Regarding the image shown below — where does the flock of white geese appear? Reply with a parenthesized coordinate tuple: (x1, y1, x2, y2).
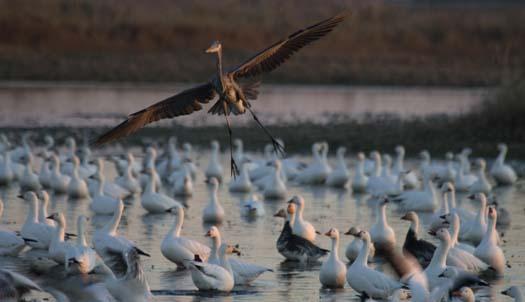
(0, 132, 522, 302)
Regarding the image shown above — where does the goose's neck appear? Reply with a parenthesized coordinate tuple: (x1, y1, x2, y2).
(38, 199, 49, 223)
(483, 216, 497, 245)
(374, 157, 382, 176)
(497, 148, 507, 165)
(77, 219, 88, 246)
(27, 200, 38, 223)
(429, 236, 450, 270)
(211, 235, 221, 260)
(330, 236, 340, 260)
(104, 205, 122, 235)
(54, 218, 66, 243)
(357, 160, 365, 175)
(410, 218, 420, 240)
(376, 204, 387, 227)
(442, 192, 450, 213)
(446, 191, 456, 210)
(219, 249, 233, 276)
(395, 151, 404, 171)
(476, 199, 487, 226)
(355, 238, 370, 266)
(450, 218, 460, 246)
(73, 163, 80, 179)
(145, 173, 155, 194)
(169, 214, 183, 238)
(97, 175, 105, 196)
(287, 211, 295, 226)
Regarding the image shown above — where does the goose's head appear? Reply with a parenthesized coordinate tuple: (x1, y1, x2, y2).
(400, 211, 417, 222)
(344, 226, 360, 236)
(445, 152, 454, 161)
(383, 154, 392, 166)
(438, 266, 459, 279)
(462, 148, 472, 156)
(78, 215, 89, 225)
(220, 243, 241, 256)
(21, 191, 38, 203)
(324, 228, 340, 239)
(452, 287, 475, 302)
(65, 137, 76, 149)
(183, 143, 192, 153)
(208, 177, 219, 188)
(146, 146, 157, 158)
(429, 227, 450, 242)
(44, 135, 54, 147)
(205, 226, 220, 239)
(233, 139, 242, 149)
(441, 182, 454, 193)
(473, 158, 486, 171)
(357, 152, 365, 161)
(273, 208, 286, 218)
(487, 206, 498, 222)
(419, 150, 430, 160)
(211, 140, 219, 150)
(467, 192, 487, 205)
(354, 230, 371, 242)
(395, 145, 405, 155)
(378, 196, 390, 206)
(166, 205, 183, 216)
(286, 203, 296, 215)
(287, 195, 304, 208)
(205, 41, 222, 54)
(336, 147, 346, 157)
(46, 212, 65, 224)
(37, 190, 50, 203)
(502, 286, 522, 299)
(370, 151, 380, 161)
(497, 143, 508, 152)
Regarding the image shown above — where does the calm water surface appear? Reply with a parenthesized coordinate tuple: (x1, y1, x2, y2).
(0, 154, 523, 302)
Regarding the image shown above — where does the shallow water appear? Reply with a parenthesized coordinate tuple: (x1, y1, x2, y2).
(0, 82, 485, 127)
(1, 154, 524, 301)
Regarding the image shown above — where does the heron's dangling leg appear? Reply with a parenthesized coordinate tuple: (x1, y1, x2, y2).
(247, 107, 285, 157)
(223, 105, 239, 178)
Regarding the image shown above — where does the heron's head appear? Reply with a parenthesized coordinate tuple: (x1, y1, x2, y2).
(206, 41, 222, 53)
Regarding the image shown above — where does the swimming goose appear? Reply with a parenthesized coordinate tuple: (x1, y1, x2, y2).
(297, 142, 331, 185)
(344, 227, 375, 262)
(20, 192, 54, 249)
(0, 199, 27, 256)
(424, 228, 452, 290)
(115, 153, 142, 194)
(455, 154, 477, 192)
(206, 226, 272, 284)
(161, 206, 210, 268)
(274, 206, 329, 262)
(20, 153, 41, 192)
(65, 215, 98, 274)
(351, 152, 369, 193)
(392, 177, 438, 212)
(393, 145, 418, 189)
(202, 178, 225, 223)
(89, 158, 130, 199)
(78, 146, 97, 179)
(444, 182, 476, 229)
(187, 243, 237, 292)
(319, 228, 347, 288)
(140, 147, 162, 192)
(370, 197, 396, 252)
(474, 206, 506, 276)
(502, 286, 523, 302)
(381, 154, 398, 184)
(93, 200, 150, 270)
(205, 140, 223, 183)
(50, 154, 70, 194)
(0, 150, 14, 185)
(459, 193, 488, 245)
(46, 212, 75, 265)
(401, 211, 435, 268)
(67, 156, 89, 199)
(0, 269, 42, 301)
(490, 143, 517, 186)
(326, 147, 350, 188)
(241, 194, 265, 217)
(141, 167, 182, 213)
(428, 183, 451, 233)
(229, 162, 253, 193)
(288, 195, 317, 242)
(469, 159, 492, 195)
(90, 172, 120, 215)
(37, 191, 55, 229)
(346, 230, 405, 299)
(263, 160, 287, 200)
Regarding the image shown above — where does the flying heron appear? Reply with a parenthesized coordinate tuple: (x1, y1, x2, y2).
(94, 11, 348, 176)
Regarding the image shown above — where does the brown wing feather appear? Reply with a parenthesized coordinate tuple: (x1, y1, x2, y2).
(93, 83, 216, 145)
(229, 11, 348, 79)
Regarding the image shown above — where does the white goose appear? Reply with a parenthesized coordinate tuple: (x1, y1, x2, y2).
(502, 286, 523, 301)
(0, 269, 42, 301)
(0, 199, 27, 256)
(442, 212, 476, 254)
(187, 243, 237, 292)
(89, 158, 130, 200)
(393, 177, 438, 212)
(297, 142, 331, 185)
(0, 150, 14, 185)
(20, 191, 54, 249)
(233, 139, 251, 167)
(206, 226, 272, 285)
(459, 193, 488, 245)
(262, 160, 287, 200)
(455, 154, 477, 192)
(453, 287, 476, 302)
(469, 159, 492, 195)
(141, 167, 182, 213)
(205, 140, 223, 183)
(370, 197, 396, 251)
(157, 137, 181, 179)
(38, 161, 52, 188)
(229, 162, 253, 193)
(366, 151, 397, 195)
(50, 154, 70, 194)
(474, 206, 506, 276)
(161, 206, 210, 268)
(319, 228, 347, 288)
(140, 147, 162, 192)
(67, 156, 89, 199)
(351, 152, 369, 193)
(65, 215, 98, 274)
(326, 147, 350, 188)
(115, 153, 142, 194)
(393, 145, 418, 189)
(37, 190, 55, 228)
(436, 152, 457, 183)
(490, 143, 517, 186)
(424, 228, 451, 290)
(381, 154, 398, 184)
(202, 178, 224, 223)
(346, 230, 405, 299)
(20, 153, 41, 192)
(46, 212, 75, 265)
(241, 194, 265, 217)
(173, 170, 193, 197)
(344, 227, 375, 262)
(288, 195, 317, 242)
(181, 143, 198, 180)
(90, 172, 120, 215)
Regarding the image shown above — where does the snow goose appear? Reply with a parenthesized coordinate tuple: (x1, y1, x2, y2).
(93, 200, 150, 269)
(424, 228, 452, 290)
(0, 199, 27, 256)
(346, 230, 405, 299)
(344, 227, 375, 262)
(401, 211, 435, 268)
(263, 160, 287, 200)
(436, 152, 457, 183)
(351, 152, 369, 193)
(393, 145, 418, 189)
(319, 228, 347, 288)
(20, 192, 54, 249)
(474, 206, 506, 276)
(115, 153, 142, 194)
(78, 146, 97, 179)
(205, 140, 223, 183)
(157, 137, 181, 179)
(393, 176, 438, 212)
(0, 150, 14, 185)
(206, 226, 272, 284)
(502, 286, 523, 301)
(65, 215, 98, 274)
(455, 154, 477, 192)
(202, 177, 224, 223)
(441, 213, 476, 254)
(181, 143, 198, 180)
(241, 194, 265, 217)
(46, 212, 75, 265)
(381, 154, 398, 184)
(366, 151, 399, 195)
(297, 142, 331, 185)
(140, 147, 162, 192)
(428, 183, 451, 232)
(90, 171, 120, 215)
(459, 193, 488, 245)
(0, 269, 42, 301)
(490, 143, 517, 186)
(67, 156, 89, 199)
(141, 167, 182, 213)
(161, 206, 210, 268)
(273, 205, 328, 262)
(187, 243, 237, 292)
(89, 158, 130, 199)
(469, 159, 492, 195)
(370, 197, 396, 252)
(173, 171, 193, 197)
(229, 162, 253, 193)
(50, 154, 70, 194)
(233, 139, 251, 167)
(20, 153, 41, 192)
(288, 195, 317, 242)
(445, 182, 476, 227)
(432, 266, 489, 301)
(326, 147, 350, 188)
(38, 160, 52, 188)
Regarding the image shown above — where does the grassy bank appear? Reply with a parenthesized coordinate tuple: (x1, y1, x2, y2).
(0, 0, 524, 85)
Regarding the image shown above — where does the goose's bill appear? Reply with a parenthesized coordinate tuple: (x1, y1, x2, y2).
(451, 291, 462, 297)
(428, 230, 437, 236)
(46, 215, 54, 219)
(232, 246, 241, 256)
(204, 230, 211, 237)
(324, 230, 331, 236)
(400, 214, 409, 220)
(501, 289, 510, 296)
(467, 194, 475, 200)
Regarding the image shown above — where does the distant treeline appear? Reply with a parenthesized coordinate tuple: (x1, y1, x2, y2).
(0, 0, 524, 85)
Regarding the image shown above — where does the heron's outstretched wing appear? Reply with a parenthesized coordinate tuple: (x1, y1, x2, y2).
(93, 83, 216, 145)
(229, 12, 348, 79)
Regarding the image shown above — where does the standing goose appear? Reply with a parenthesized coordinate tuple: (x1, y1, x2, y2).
(474, 206, 506, 276)
(141, 167, 182, 213)
(49, 154, 70, 194)
(116, 153, 142, 194)
(161, 206, 210, 268)
(20, 153, 41, 192)
(424, 228, 452, 290)
(202, 178, 225, 223)
(0, 199, 27, 256)
(140, 147, 162, 192)
(490, 143, 517, 186)
(262, 160, 287, 200)
(459, 193, 488, 245)
(93, 12, 348, 176)
(344, 227, 375, 262)
(229, 162, 253, 193)
(319, 228, 347, 288)
(370, 197, 396, 252)
(393, 145, 418, 189)
(288, 195, 317, 242)
(90, 171, 120, 215)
